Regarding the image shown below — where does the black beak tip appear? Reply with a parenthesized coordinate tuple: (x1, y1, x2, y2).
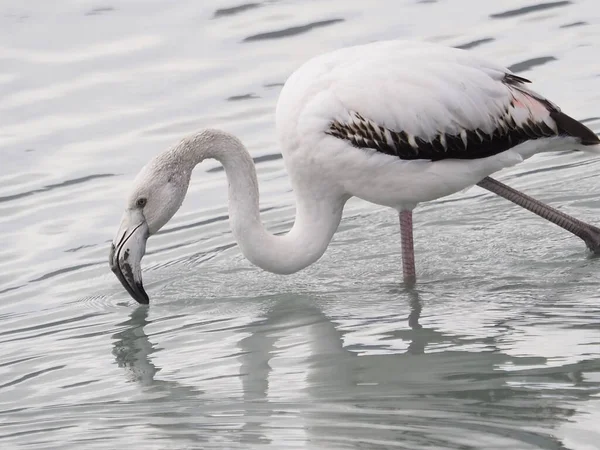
(135, 283, 150, 305)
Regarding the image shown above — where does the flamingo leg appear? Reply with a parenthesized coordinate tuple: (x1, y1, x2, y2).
(477, 176, 600, 253)
(400, 210, 416, 284)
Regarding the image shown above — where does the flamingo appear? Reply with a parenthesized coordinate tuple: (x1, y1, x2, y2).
(109, 40, 600, 304)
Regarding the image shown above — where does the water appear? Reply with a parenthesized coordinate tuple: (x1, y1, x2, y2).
(1, 0, 600, 448)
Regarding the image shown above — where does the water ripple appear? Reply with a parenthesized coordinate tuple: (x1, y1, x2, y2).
(490, 1, 573, 19)
(455, 37, 495, 50)
(243, 18, 345, 42)
(84, 6, 115, 16)
(508, 56, 558, 73)
(0, 174, 115, 204)
(214, 3, 262, 18)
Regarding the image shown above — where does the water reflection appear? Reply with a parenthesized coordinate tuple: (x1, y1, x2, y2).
(112, 307, 217, 446)
(110, 292, 599, 448)
(112, 306, 158, 385)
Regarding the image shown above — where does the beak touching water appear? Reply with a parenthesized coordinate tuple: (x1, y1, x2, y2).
(109, 209, 150, 304)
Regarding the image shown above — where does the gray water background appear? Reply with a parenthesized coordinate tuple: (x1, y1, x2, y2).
(1, 1, 600, 448)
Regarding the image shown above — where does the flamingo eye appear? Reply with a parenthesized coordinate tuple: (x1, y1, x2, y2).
(136, 198, 147, 208)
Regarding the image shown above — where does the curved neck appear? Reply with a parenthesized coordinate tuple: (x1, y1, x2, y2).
(179, 129, 345, 274)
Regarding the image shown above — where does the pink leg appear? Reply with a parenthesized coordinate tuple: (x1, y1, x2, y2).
(400, 210, 416, 284)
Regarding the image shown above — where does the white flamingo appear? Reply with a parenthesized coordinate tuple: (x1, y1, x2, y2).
(110, 40, 600, 304)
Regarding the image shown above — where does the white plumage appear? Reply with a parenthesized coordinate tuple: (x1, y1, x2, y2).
(110, 40, 600, 304)
(277, 40, 593, 208)
(280, 41, 546, 137)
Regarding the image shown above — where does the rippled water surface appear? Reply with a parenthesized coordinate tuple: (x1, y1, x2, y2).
(1, 1, 600, 448)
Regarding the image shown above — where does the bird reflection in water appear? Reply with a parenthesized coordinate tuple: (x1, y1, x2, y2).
(112, 306, 158, 385)
(109, 291, 585, 448)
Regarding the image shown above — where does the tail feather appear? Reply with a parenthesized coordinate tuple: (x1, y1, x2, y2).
(550, 111, 599, 145)
(506, 74, 599, 146)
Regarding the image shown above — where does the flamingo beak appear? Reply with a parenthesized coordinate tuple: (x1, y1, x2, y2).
(109, 210, 150, 304)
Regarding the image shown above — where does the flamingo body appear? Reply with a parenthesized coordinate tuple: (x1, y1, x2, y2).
(276, 40, 596, 210)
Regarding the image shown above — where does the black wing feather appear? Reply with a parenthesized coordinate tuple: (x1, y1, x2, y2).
(327, 74, 598, 161)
